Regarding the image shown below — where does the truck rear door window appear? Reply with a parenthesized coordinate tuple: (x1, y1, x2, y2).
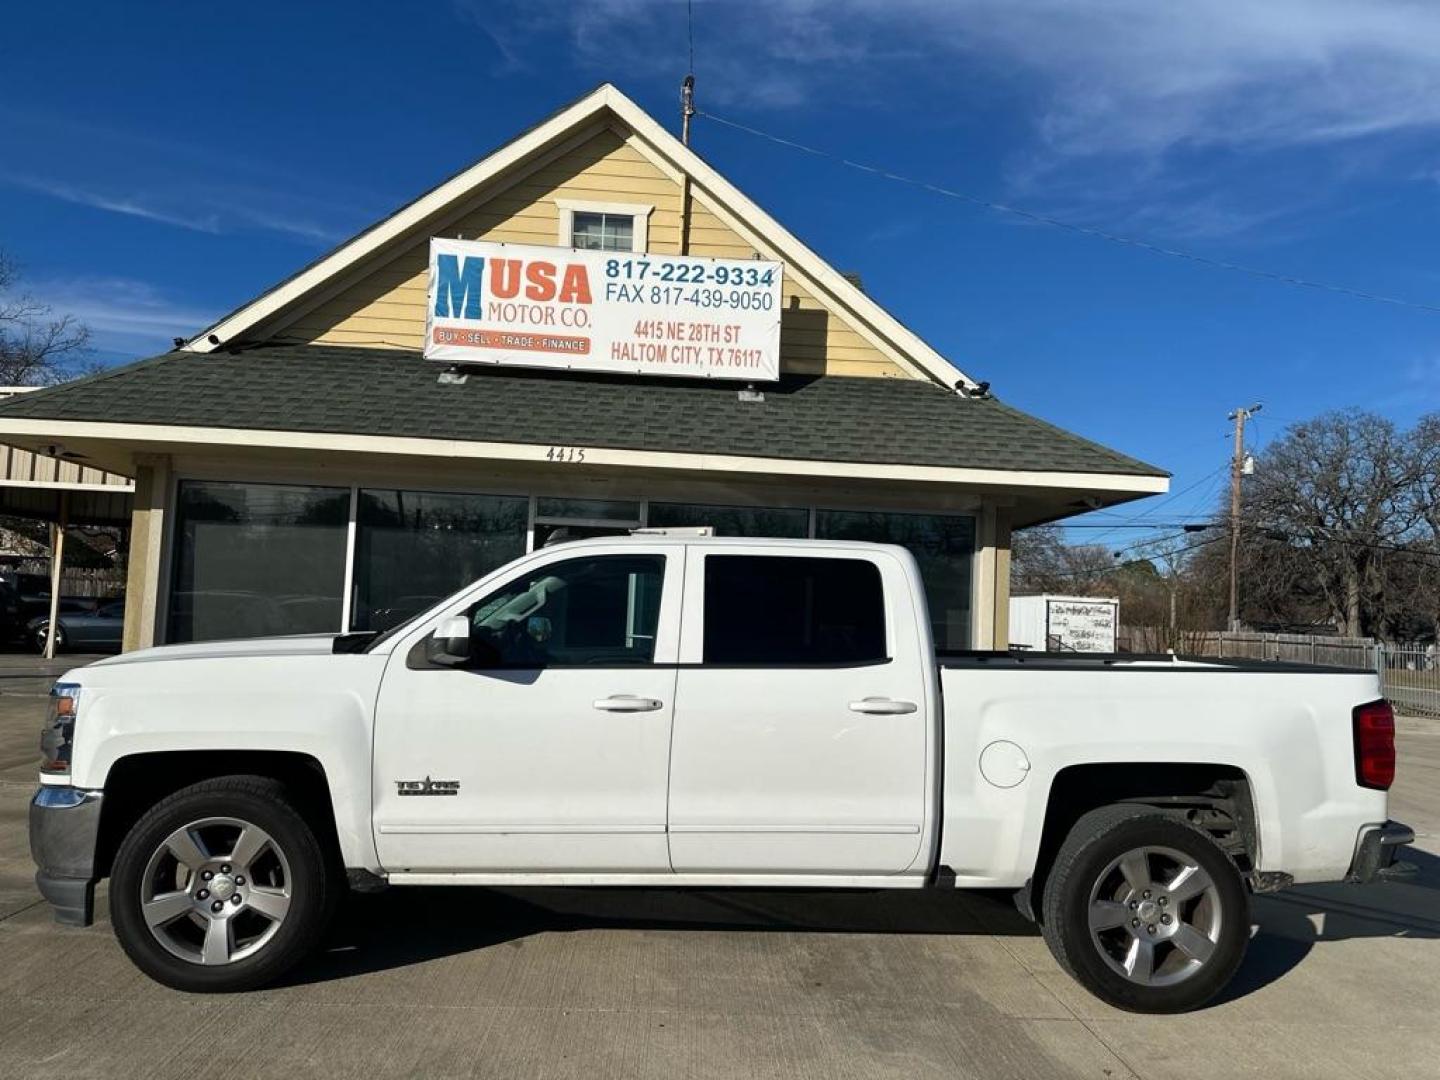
(703, 555, 887, 665)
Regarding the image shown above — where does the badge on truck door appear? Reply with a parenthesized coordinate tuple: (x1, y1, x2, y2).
(395, 777, 460, 796)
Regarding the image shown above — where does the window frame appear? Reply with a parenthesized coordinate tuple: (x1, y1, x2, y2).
(679, 547, 902, 669)
(164, 477, 351, 645)
(555, 198, 652, 253)
(399, 542, 683, 671)
(464, 552, 666, 669)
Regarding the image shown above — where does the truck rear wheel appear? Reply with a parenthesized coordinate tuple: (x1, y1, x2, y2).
(109, 775, 335, 992)
(1040, 805, 1248, 1013)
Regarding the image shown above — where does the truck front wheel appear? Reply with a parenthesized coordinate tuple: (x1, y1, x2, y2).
(109, 775, 335, 992)
(1040, 805, 1249, 1013)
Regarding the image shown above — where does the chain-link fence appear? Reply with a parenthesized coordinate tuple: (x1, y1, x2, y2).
(1380, 646, 1440, 717)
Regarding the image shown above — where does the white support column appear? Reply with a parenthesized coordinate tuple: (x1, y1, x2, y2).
(973, 504, 998, 650)
(44, 492, 68, 660)
(339, 485, 359, 632)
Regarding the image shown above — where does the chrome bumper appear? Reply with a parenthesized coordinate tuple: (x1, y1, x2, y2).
(1347, 820, 1416, 885)
(29, 786, 103, 926)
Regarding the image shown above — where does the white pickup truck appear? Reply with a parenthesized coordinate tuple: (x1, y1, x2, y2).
(31, 536, 1412, 1012)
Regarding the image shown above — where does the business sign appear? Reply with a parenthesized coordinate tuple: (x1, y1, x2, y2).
(424, 238, 783, 381)
(1046, 599, 1118, 652)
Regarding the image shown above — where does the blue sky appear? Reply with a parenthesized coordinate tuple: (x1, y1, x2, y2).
(3, 0, 1440, 543)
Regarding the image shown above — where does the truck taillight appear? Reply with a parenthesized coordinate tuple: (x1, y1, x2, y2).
(1353, 699, 1396, 790)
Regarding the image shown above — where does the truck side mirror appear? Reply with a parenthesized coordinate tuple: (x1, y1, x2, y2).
(426, 615, 473, 667)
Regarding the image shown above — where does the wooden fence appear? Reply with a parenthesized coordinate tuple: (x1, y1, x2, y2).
(1119, 626, 1377, 667)
(10, 559, 125, 599)
(56, 569, 125, 599)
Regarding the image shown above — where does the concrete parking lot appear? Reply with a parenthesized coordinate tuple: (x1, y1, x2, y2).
(0, 656, 1436, 1079)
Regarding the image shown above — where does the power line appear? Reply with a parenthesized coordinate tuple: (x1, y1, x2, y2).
(1061, 522, 1210, 529)
(1045, 532, 1230, 579)
(1081, 463, 1228, 545)
(1112, 529, 1207, 557)
(696, 109, 1440, 317)
(1246, 521, 1440, 560)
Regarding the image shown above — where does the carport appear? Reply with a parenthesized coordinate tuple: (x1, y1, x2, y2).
(0, 397, 132, 658)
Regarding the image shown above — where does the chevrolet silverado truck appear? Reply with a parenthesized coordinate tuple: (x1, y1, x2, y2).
(30, 536, 1413, 1012)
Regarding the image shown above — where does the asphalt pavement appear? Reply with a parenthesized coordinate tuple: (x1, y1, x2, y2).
(0, 653, 1437, 1079)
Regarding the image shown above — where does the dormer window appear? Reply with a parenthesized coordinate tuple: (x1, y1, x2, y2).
(556, 199, 652, 253)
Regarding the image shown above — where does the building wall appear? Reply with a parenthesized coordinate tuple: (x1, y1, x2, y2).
(282, 126, 911, 380)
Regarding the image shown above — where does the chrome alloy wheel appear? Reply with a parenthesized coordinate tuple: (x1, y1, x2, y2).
(1086, 844, 1223, 988)
(138, 817, 293, 966)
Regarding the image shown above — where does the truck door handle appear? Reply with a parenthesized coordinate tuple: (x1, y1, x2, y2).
(592, 695, 665, 713)
(848, 697, 918, 715)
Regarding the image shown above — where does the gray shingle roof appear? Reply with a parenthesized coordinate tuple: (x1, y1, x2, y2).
(0, 345, 1166, 477)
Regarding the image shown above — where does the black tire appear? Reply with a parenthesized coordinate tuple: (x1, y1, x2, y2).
(1040, 804, 1249, 1013)
(109, 775, 335, 992)
(35, 622, 64, 654)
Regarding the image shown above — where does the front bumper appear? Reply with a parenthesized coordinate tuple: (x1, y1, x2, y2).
(1347, 820, 1416, 884)
(28, 786, 103, 926)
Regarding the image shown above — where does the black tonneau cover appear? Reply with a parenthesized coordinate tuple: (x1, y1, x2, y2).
(937, 650, 1366, 676)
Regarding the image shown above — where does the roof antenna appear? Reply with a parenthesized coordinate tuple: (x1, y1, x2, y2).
(681, 0, 695, 145)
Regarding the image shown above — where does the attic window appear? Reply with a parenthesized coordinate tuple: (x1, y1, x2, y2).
(556, 199, 652, 253)
(572, 212, 633, 251)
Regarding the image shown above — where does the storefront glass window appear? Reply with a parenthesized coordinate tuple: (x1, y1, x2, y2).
(535, 497, 640, 522)
(815, 509, 976, 651)
(352, 489, 528, 631)
(168, 481, 349, 643)
(646, 502, 810, 538)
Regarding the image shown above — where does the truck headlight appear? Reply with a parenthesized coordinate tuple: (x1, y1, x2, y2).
(40, 683, 81, 775)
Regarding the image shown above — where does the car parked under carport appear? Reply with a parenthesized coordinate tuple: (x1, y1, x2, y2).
(27, 600, 124, 654)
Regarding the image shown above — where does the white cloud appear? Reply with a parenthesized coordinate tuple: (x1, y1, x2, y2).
(930, 0, 1440, 157)
(0, 109, 374, 245)
(27, 277, 218, 350)
(0, 172, 223, 233)
(478, 0, 1440, 155)
(0, 169, 352, 244)
(463, 1, 1440, 237)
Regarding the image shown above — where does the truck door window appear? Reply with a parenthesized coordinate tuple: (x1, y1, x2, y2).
(703, 555, 887, 666)
(465, 554, 664, 667)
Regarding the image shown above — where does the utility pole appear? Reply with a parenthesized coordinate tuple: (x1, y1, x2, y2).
(682, 0, 696, 146)
(1227, 403, 1262, 631)
(679, 73, 696, 254)
(681, 73, 695, 146)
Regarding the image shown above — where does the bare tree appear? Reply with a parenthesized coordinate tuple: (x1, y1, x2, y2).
(0, 251, 91, 385)
(1243, 411, 1427, 637)
(1016, 412, 1440, 647)
(1126, 534, 1210, 651)
(1409, 412, 1440, 640)
(1011, 523, 1115, 594)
